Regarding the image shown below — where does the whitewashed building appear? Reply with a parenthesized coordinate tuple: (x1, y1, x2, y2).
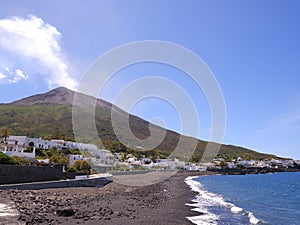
(2, 136, 115, 168)
(8, 136, 63, 150)
(69, 154, 85, 166)
(0, 143, 35, 159)
(154, 158, 185, 170)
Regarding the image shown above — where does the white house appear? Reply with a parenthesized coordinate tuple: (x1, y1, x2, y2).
(237, 160, 251, 167)
(69, 154, 85, 166)
(0, 143, 35, 159)
(65, 142, 99, 152)
(155, 158, 185, 170)
(3, 136, 115, 166)
(8, 136, 63, 150)
(96, 149, 114, 165)
(127, 157, 141, 165)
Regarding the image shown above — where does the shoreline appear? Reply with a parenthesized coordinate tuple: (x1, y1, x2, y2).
(183, 170, 300, 224)
(1, 171, 212, 225)
(2, 170, 298, 224)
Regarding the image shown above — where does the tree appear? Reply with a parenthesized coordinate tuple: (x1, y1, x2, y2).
(74, 160, 91, 173)
(80, 160, 91, 172)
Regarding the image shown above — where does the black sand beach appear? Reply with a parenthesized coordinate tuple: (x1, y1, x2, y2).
(1, 171, 212, 225)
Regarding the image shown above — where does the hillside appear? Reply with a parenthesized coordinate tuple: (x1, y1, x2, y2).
(0, 87, 282, 161)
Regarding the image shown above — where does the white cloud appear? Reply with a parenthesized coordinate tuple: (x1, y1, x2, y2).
(0, 15, 78, 89)
(15, 69, 28, 79)
(9, 69, 29, 83)
(0, 72, 7, 79)
(0, 67, 28, 83)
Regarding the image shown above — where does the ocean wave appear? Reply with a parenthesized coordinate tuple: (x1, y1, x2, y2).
(248, 212, 260, 224)
(231, 205, 243, 213)
(185, 176, 263, 225)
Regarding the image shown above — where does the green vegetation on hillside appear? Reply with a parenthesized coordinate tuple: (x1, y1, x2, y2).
(0, 88, 284, 162)
(0, 105, 74, 140)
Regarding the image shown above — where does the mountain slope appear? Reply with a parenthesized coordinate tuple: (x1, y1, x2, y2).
(0, 87, 282, 161)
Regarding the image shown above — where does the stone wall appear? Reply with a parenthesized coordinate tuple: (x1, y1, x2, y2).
(0, 176, 112, 190)
(0, 165, 64, 185)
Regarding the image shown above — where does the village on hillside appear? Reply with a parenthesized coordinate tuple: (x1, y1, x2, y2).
(1, 135, 300, 175)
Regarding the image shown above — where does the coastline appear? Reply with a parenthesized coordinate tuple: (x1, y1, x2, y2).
(184, 171, 300, 225)
(1, 171, 212, 225)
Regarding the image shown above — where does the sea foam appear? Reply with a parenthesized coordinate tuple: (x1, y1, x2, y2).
(248, 212, 260, 224)
(185, 176, 262, 225)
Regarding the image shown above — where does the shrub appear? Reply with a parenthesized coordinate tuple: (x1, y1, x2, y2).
(35, 148, 48, 158)
(12, 156, 32, 166)
(49, 155, 69, 165)
(74, 160, 91, 172)
(70, 148, 81, 155)
(67, 166, 77, 172)
(0, 152, 17, 165)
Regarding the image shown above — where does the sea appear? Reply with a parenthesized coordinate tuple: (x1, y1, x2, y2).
(185, 172, 300, 225)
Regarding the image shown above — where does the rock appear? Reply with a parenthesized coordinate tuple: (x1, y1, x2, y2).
(56, 208, 75, 217)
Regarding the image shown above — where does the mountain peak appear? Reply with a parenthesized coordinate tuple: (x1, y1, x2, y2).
(12, 86, 76, 105)
(11, 87, 113, 109)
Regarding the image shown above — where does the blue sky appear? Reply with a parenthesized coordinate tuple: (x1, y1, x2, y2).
(0, 1, 300, 159)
